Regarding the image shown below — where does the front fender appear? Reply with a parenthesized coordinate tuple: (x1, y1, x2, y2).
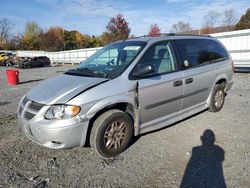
(85, 95, 140, 136)
(85, 95, 135, 119)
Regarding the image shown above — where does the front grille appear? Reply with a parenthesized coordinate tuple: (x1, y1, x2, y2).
(18, 105, 23, 115)
(24, 111, 35, 120)
(29, 101, 44, 111)
(18, 97, 28, 116)
(22, 97, 28, 105)
(19, 96, 45, 121)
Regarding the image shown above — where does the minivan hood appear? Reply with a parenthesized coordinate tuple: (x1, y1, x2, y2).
(26, 74, 108, 104)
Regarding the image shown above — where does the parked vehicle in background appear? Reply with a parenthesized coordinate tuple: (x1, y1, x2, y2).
(19, 56, 51, 69)
(18, 34, 233, 158)
(0, 54, 8, 66)
(0, 52, 16, 66)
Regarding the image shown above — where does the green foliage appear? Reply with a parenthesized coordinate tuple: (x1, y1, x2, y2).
(63, 30, 94, 50)
(89, 36, 102, 47)
(22, 21, 43, 50)
(235, 8, 250, 30)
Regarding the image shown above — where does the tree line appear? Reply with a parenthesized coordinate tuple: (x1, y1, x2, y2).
(149, 8, 250, 36)
(0, 8, 249, 51)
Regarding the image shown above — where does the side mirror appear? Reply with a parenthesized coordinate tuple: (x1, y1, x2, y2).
(133, 65, 155, 77)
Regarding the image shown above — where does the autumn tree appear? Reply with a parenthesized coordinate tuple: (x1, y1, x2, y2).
(148, 23, 161, 37)
(40, 27, 64, 51)
(1, 36, 22, 50)
(200, 27, 215, 34)
(0, 18, 13, 46)
(40, 27, 101, 51)
(89, 36, 102, 47)
(201, 10, 220, 34)
(75, 31, 91, 48)
(171, 21, 192, 33)
(236, 8, 250, 30)
(101, 14, 131, 45)
(22, 21, 42, 50)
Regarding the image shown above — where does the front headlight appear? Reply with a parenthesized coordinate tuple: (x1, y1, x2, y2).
(45, 105, 81, 120)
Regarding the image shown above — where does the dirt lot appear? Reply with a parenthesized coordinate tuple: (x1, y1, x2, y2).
(0, 66, 250, 188)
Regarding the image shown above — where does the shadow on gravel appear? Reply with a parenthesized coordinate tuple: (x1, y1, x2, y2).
(180, 129, 226, 188)
(128, 110, 208, 154)
(0, 101, 11, 106)
(34, 180, 49, 188)
(19, 79, 44, 84)
(141, 110, 208, 137)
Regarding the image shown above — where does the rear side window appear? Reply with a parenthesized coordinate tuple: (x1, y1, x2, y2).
(173, 39, 229, 69)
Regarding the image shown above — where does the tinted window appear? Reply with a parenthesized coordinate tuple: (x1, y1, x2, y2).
(136, 41, 176, 75)
(174, 39, 229, 69)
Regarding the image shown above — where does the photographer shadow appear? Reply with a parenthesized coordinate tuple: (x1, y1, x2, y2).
(180, 129, 226, 188)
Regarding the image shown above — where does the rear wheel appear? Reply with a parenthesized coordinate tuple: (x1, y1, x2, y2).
(208, 83, 225, 112)
(90, 109, 133, 158)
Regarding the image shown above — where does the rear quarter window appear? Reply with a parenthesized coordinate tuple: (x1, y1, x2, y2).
(173, 39, 229, 69)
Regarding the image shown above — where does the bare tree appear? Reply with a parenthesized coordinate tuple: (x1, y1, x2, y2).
(171, 21, 192, 33)
(203, 10, 220, 29)
(222, 8, 237, 31)
(0, 18, 13, 44)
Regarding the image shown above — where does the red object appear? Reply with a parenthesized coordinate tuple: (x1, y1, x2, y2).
(6, 69, 19, 85)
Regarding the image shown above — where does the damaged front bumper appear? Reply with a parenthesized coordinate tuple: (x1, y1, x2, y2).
(17, 97, 89, 149)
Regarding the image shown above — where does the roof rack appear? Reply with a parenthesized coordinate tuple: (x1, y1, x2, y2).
(133, 33, 212, 39)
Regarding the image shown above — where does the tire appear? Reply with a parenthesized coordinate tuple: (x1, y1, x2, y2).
(208, 83, 226, 112)
(24, 64, 31, 69)
(90, 109, 133, 158)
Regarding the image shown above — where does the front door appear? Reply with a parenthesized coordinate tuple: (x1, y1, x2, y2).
(134, 41, 183, 125)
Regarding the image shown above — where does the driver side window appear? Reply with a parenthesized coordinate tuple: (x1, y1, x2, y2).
(138, 41, 176, 75)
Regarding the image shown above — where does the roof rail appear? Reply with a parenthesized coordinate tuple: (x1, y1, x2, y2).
(133, 33, 175, 39)
(133, 33, 212, 39)
(172, 33, 212, 37)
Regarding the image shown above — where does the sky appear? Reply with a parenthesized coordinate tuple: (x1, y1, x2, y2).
(1, 0, 249, 37)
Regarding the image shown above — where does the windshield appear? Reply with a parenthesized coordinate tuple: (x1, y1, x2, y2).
(65, 41, 146, 79)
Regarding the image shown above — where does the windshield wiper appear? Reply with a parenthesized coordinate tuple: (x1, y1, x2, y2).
(65, 67, 108, 78)
(74, 67, 108, 78)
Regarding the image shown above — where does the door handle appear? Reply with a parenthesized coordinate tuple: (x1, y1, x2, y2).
(173, 80, 183, 87)
(185, 78, 193, 84)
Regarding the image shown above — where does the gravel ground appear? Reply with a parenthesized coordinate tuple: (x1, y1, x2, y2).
(0, 66, 249, 188)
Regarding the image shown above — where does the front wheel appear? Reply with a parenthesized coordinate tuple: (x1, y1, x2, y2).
(208, 84, 225, 112)
(90, 109, 133, 158)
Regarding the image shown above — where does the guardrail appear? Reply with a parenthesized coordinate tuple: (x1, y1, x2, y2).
(15, 47, 102, 64)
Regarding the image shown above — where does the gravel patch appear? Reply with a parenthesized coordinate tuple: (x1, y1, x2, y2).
(0, 66, 249, 187)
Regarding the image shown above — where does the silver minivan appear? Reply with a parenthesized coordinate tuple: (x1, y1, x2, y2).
(18, 35, 233, 158)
